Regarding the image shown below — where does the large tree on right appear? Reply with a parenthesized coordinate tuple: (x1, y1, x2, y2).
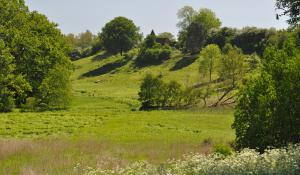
(276, 0, 300, 25)
(233, 31, 300, 151)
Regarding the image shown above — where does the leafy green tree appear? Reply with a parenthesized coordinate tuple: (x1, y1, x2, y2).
(185, 22, 207, 53)
(177, 6, 197, 30)
(212, 44, 247, 107)
(157, 32, 176, 42)
(0, 40, 31, 112)
(193, 8, 222, 31)
(144, 30, 157, 48)
(177, 7, 221, 53)
(65, 31, 102, 60)
(136, 31, 171, 66)
(77, 30, 94, 49)
(138, 74, 165, 109)
(199, 44, 222, 106)
(276, 0, 300, 25)
(101, 17, 140, 55)
(207, 27, 237, 49)
(233, 34, 300, 151)
(38, 65, 72, 110)
(200, 44, 222, 83)
(0, 0, 72, 111)
(177, 30, 188, 52)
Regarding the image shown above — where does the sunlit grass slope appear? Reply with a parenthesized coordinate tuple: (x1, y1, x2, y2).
(0, 50, 235, 174)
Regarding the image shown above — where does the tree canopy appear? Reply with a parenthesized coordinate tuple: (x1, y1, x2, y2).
(0, 0, 72, 111)
(101, 17, 140, 55)
(276, 0, 300, 25)
(177, 7, 221, 53)
(233, 32, 300, 151)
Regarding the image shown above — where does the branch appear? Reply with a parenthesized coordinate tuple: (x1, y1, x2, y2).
(209, 86, 235, 107)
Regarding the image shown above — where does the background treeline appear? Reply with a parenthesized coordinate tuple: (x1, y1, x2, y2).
(0, 0, 72, 112)
(65, 30, 102, 60)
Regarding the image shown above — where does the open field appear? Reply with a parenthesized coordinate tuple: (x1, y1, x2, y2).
(0, 51, 234, 174)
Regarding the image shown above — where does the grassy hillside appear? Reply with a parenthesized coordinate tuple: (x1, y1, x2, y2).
(0, 50, 234, 174)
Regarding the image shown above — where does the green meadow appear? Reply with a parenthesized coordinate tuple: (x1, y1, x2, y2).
(0, 51, 234, 174)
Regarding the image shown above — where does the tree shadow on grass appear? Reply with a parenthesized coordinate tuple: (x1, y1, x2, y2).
(92, 52, 113, 62)
(81, 58, 130, 77)
(170, 54, 199, 71)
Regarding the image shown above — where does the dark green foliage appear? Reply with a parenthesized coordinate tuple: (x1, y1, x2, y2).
(101, 17, 140, 55)
(136, 32, 172, 66)
(145, 30, 157, 48)
(0, 39, 31, 112)
(138, 74, 165, 109)
(0, 88, 14, 112)
(232, 27, 276, 55)
(185, 22, 207, 53)
(208, 27, 277, 56)
(276, 0, 300, 25)
(137, 45, 172, 66)
(177, 30, 188, 52)
(266, 30, 290, 48)
(207, 27, 237, 49)
(233, 34, 300, 151)
(0, 0, 72, 111)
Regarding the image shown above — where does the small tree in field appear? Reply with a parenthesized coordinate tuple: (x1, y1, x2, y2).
(138, 74, 164, 109)
(212, 44, 247, 107)
(199, 44, 221, 105)
(101, 17, 140, 55)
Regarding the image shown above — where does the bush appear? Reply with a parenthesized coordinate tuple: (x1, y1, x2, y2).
(136, 44, 172, 66)
(213, 144, 233, 157)
(138, 74, 165, 109)
(138, 74, 201, 110)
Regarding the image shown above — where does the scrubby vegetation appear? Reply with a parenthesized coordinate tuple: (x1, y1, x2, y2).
(138, 74, 200, 109)
(136, 31, 172, 66)
(79, 144, 300, 175)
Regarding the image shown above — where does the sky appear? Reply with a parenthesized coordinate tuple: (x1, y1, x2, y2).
(25, 0, 289, 36)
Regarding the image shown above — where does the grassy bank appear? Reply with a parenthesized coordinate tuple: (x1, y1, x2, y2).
(0, 51, 234, 174)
